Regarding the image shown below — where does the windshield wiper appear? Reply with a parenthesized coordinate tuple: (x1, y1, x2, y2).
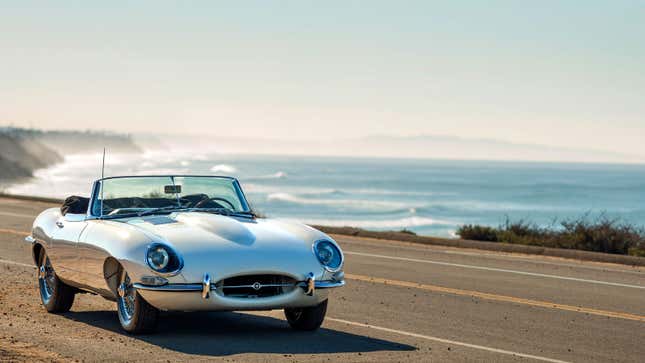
(236, 211, 257, 218)
(190, 208, 255, 219)
(100, 212, 140, 220)
(137, 206, 187, 217)
(190, 207, 233, 215)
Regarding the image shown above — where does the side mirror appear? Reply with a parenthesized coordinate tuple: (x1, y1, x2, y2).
(64, 213, 86, 222)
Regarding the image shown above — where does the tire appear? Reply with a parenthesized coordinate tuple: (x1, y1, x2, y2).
(284, 299, 328, 331)
(116, 268, 159, 334)
(37, 249, 75, 313)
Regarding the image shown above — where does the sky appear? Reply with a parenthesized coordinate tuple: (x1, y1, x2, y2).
(1, 1, 644, 159)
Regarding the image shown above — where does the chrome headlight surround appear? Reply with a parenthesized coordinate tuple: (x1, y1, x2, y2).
(145, 243, 183, 276)
(313, 239, 344, 272)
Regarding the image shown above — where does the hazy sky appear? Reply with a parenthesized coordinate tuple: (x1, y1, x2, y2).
(2, 1, 644, 157)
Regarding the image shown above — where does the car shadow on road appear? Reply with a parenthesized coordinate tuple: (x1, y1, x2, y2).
(62, 310, 416, 356)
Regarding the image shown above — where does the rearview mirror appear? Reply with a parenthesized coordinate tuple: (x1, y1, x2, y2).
(164, 185, 182, 194)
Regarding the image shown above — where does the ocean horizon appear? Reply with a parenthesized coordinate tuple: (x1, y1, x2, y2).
(5, 151, 645, 238)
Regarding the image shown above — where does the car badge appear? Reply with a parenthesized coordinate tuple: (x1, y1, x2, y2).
(252, 282, 262, 290)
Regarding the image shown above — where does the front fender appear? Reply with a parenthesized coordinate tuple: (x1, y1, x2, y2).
(80, 221, 189, 293)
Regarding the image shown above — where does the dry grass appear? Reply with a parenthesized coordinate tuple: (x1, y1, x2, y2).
(457, 215, 645, 257)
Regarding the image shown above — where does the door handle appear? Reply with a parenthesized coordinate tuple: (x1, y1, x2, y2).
(55, 221, 64, 228)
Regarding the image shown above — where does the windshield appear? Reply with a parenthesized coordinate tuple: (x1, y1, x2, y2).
(91, 176, 251, 218)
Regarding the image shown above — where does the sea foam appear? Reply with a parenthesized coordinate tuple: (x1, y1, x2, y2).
(288, 216, 456, 229)
(266, 192, 416, 211)
(210, 164, 237, 173)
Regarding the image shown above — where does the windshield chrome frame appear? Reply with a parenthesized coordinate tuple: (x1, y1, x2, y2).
(88, 175, 250, 219)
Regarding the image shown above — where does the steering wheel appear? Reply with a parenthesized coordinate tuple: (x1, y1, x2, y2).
(194, 197, 236, 210)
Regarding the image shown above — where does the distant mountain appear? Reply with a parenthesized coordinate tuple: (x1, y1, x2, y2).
(148, 132, 644, 164)
(356, 135, 644, 163)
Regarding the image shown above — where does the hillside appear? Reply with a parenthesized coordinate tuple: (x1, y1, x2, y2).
(0, 127, 142, 185)
(0, 133, 63, 183)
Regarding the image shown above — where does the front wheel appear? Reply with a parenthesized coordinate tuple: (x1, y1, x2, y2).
(284, 299, 328, 331)
(38, 249, 75, 313)
(116, 269, 159, 334)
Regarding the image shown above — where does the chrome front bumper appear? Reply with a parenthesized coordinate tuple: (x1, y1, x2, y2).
(133, 273, 344, 312)
(133, 279, 345, 293)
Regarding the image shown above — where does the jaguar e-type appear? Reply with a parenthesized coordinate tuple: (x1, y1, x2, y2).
(25, 175, 345, 333)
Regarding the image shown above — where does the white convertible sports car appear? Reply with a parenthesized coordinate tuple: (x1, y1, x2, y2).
(25, 175, 345, 333)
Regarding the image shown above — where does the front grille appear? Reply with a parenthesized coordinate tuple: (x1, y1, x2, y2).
(216, 275, 297, 298)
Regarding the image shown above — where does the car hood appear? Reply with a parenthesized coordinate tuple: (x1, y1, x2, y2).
(120, 212, 328, 283)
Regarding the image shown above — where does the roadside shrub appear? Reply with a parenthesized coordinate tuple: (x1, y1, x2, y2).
(628, 245, 645, 257)
(455, 225, 498, 242)
(456, 215, 645, 256)
(399, 229, 417, 235)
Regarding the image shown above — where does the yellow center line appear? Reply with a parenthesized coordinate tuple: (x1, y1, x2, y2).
(0, 228, 30, 237)
(346, 273, 645, 323)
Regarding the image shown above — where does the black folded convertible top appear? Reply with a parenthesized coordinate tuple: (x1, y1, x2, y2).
(61, 195, 89, 215)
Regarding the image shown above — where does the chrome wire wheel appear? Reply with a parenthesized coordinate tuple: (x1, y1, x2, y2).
(117, 270, 136, 325)
(36, 249, 75, 313)
(115, 267, 159, 333)
(38, 254, 56, 304)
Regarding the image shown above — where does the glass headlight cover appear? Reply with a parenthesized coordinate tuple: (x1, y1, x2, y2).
(145, 243, 182, 274)
(314, 240, 343, 271)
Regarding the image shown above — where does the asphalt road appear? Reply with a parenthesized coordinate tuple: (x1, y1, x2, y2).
(0, 196, 643, 362)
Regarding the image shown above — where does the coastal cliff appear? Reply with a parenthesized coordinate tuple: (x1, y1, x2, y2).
(0, 133, 63, 182)
(0, 127, 141, 184)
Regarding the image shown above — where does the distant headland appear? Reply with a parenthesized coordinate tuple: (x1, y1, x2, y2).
(0, 127, 141, 184)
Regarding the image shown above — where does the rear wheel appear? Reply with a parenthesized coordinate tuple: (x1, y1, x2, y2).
(38, 249, 75, 313)
(284, 299, 328, 331)
(116, 269, 159, 334)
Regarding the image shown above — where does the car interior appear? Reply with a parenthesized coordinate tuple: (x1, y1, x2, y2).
(63, 193, 229, 216)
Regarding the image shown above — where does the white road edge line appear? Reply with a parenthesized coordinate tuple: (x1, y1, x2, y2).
(441, 250, 645, 276)
(327, 317, 571, 363)
(344, 251, 645, 290)
(340, 238, 645, 275)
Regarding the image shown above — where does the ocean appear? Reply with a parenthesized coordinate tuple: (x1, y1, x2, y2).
(7, 151, 645, 237)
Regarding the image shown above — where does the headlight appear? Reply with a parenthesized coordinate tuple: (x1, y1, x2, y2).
(314, 240, 343, 271)
(145, 243, 182, 274)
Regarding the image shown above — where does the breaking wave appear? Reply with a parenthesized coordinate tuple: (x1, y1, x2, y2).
(242, 185, 448, 198)
(266, 192, 415, 211)
(289, 216, 456, 229)
(349, 188, 448, 197)
(243, 184, 334, 195)
(210, 164, 237, 173)
(245, 171, 288, 181)
(262, 171, 287, 179)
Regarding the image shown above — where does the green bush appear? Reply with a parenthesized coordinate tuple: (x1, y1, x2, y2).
(455, 225, 498, 242)
(399, 228, 417, 236)
(456, 215, 645, 256)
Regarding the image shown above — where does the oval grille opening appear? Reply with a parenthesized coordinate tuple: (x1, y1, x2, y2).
(217, 275, 296, 298)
